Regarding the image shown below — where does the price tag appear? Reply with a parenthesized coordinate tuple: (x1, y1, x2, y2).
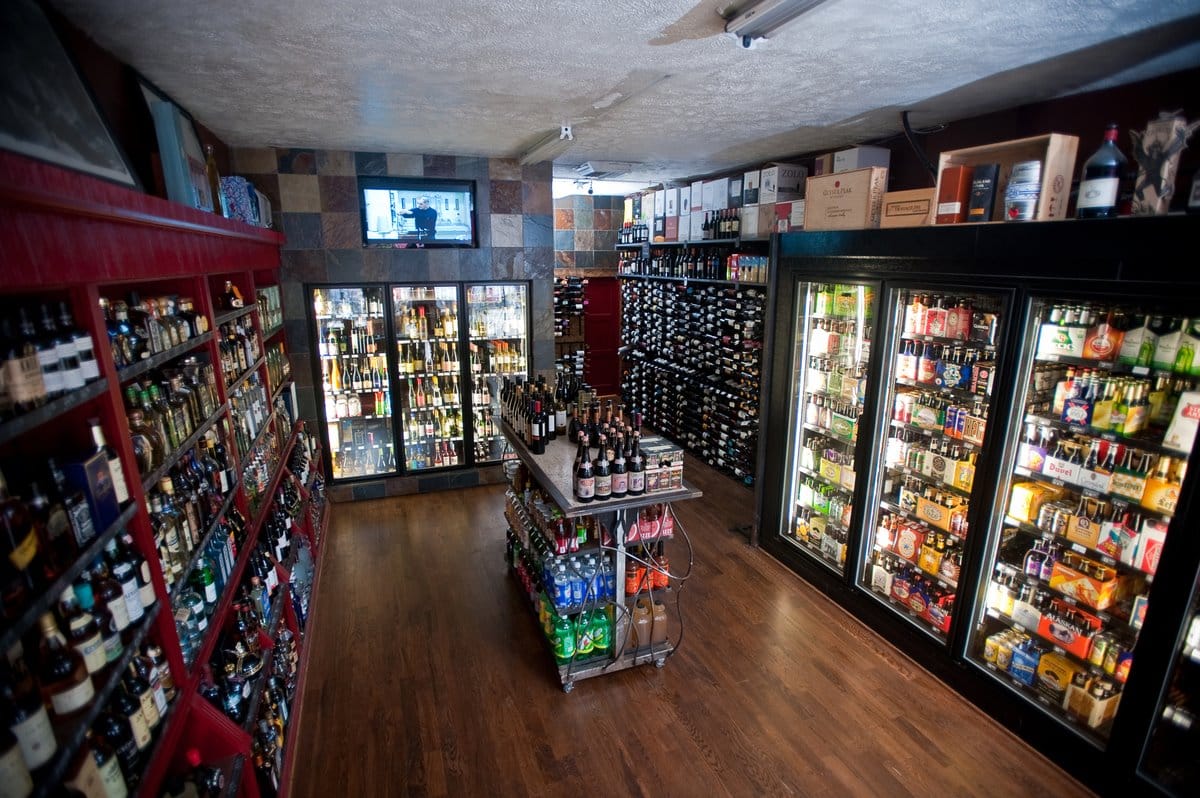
(1081, 488, 1100, 499)
(1100, 554, 1116, 567)
(1071, 543, 1087, 555)
(1043, 354, 1061, 362)
(1054, 645, 1068, 656)
(1037, 696, 1051, 706)
(1013, 622, 1026, 633)
(987, 608, 1000, 621)
(937, 579, 950, 590)
(1132, 365, 1149, 376)
(1051, 478, 1065, 487)
(1061, 596, 1077, 606)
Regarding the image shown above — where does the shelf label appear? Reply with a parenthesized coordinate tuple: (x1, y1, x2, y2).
(1070, 543, 1087, 555)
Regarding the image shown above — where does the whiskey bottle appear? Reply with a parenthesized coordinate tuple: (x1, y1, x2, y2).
(89, 419, 131, 507)
(1, 656, 57, 770)
(1, 468, 40, 618)
(0, 725, 33, 796)
(36, 612, 95, 718)
(59, 586, 107, 676)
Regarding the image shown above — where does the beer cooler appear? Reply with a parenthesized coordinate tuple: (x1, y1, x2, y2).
(309, 281, 529, 483)
(758, 218, 1200, 793)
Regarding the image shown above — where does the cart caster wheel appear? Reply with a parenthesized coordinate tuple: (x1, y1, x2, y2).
(655, 658, 666, 669)
(563, 682, 574, 693)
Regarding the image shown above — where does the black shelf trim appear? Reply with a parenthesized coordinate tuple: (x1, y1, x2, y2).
(116, 332, 215, 384)
(224, 355, 266, 391)
(0, 500, 139, 653)
(0, 379, 109, 447)
(140, 401, 230, 493)
(617, 272, 768, 287)
(1011, 465, 1174, 522)
(213, 305, 257, 327)
(1023, 412, 1189, 458)
(1001, 515, 1155, 582)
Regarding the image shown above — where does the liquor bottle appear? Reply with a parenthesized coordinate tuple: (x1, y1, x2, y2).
(87, 731, 128, 798)
(59, 586, 107, 676)
(89, 419, 131, 507)
(1076, 124, 1127, 219)
(36, 611, 95, 717)
(0, 725, 33, 797)
(41, 303, 84, 393)
(1, 468, 41, 619)
(92, 710, 141, 787)
(574, 440, 595, 503)
(1, 656, 57, 771)
(593, 439, 612, 501)
(1, 316, 46, 415)
(122, 661, 160, 732)
(26, 477, 76, 583)
(23, 306, 63, 400)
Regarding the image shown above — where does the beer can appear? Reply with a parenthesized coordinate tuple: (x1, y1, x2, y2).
(1088, 631, 1110, 669)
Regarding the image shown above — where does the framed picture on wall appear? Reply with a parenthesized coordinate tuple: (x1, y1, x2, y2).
(139, 77, 214, 212)
(0, 0, 139, 187)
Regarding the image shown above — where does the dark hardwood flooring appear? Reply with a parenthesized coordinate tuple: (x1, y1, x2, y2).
(289, 453, 1095, 798)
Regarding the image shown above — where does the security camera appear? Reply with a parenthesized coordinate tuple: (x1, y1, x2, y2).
(587, 184, 594, 195)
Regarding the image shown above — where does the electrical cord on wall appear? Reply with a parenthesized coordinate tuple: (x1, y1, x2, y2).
(901, 110, 942, 184)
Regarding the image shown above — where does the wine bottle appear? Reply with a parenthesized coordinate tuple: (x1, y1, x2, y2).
(1076, 124, 1127, 219)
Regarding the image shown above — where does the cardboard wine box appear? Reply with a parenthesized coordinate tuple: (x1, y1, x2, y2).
(880, 188, 935, 228)
(834, 145, 891, 173)
(759, 162, 808, 204)
(803, 167, 889, 231)
(774, 200, 805, 232)
(742, 170, 761, 205)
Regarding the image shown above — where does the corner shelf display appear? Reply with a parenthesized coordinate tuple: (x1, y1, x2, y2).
(499, 421, 702, 692)
(618, 239, 768, 486)
(780, 282, 875, 574)
(392, 284, 465, 472)
(0, 149, 327, 798)
(967, 298, 1200, 748)
(313, 286, 394, 480)
(468, 283, 529, 464)
(859, 288, 1007, 643)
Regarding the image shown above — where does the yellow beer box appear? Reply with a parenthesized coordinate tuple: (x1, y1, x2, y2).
(1008, 481, 1065, 525)
(1036, 652, 1086, 703)
(953, 458, 975, 492)
(916, 497, 956, 533)
(819, 457, 842, 484)
(1049, 559, 1123, 611)
(1140, 468, 1180, 515)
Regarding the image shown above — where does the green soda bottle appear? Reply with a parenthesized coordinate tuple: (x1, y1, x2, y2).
(591, 609, 611, 655)
(554, 615, 575, 664)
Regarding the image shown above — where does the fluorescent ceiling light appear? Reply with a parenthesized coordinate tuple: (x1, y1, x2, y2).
(724, 0, 832, 48)
(519, 125, 575, 165)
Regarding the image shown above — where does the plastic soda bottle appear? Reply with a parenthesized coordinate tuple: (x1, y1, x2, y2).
(576, 613, 595, 656)
(554, 615, 575, 664)
(591, 609, 611, 654)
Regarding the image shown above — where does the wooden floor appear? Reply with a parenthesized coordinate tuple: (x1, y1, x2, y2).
(289, 453, 1095, 798)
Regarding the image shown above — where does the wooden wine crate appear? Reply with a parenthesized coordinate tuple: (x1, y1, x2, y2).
(934, 133, 1079, 222)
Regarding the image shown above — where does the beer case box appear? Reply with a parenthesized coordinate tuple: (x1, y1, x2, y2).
(833, 145, 891, 173)
(1008, 644, 1040, 687)
(728, 176, 743, 209)
(774, 200, 805, 232)
(1163, 390, 1200, 452)
(934, 133, 1079, 222)
(742, 170, 761, 205)
(915, 497, 956, 533)
(1008, 481, 1065, 525)
(880, 188, 935, 228)
(1048, 560, 1124, 611)
(1036, 652, 1086, 703)
(803, 167, 889, 231)
(1065, 681, 1121, 730)
(1065, 512, 1103, 549)
(701, 179, 725, 212)
(1133, 518, 1167, 576)
(1011, 599, 1042, 630)
(1130, 594, 1149, 630)
(759, 162, 809, 204)
(1037, 600, 1101, 661)
(1036, 323, 1087, 358)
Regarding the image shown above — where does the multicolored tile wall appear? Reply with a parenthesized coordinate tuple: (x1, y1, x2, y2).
(231, 146, 553, 496)
(553, 194, 622, 273)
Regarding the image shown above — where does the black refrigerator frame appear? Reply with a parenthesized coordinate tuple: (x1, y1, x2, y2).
(305, 279, 533, 485)
(756, 217, 1200, 795)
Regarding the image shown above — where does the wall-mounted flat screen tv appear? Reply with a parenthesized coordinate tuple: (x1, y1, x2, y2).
(358, 176, 477, 248)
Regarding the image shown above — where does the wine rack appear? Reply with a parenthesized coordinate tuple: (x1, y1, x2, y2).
(617, 250, 766, 485)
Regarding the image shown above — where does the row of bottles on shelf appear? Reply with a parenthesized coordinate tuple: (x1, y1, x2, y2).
(619, 248, 767, 283)
(896, 475, 971, 537)
(330, 430, 394, 479)
(229, 372, 270, 455)
(902, 292, 997, 343)
(896, 342, 996, 393)
(618, 221, 650, 245)
(808, 316, 871, 359)
(497, 369, 583, 453)
(868, 550, 956, 635)
(1038, 364, 1197, 445)
(1017, 423, 1186, 515)
(404, 375, 463, 410)
(553, 277, 586, 337)
(265, 341, 290, 395)
(321, 353, 387, 396)
(811, 283, 876, 321)
(171, 508, 248, 668)
(885, 427, 978, 493)
(218, 315, 262, 386)
(572, 404, 649, 503)
(804, 392, 865, 439)
(1038, 303, 1200, 376)
(2, 629, 175, 796)
(313, 287, 383, 320)
(472, 340, 526, 375)
(147, 452, 239, 586)
(466, 286, 526, 340)
(242, 422, 284, 518)
(403, 408, 465, 442)
(874, 511, 965, 584)
(100, 293, 209, 368)
(1, 302, 100, 419)
(256, 285, 282, 334)
(791, 506, 850, 567)
(892, 389, 989, 447)
(396, 304, 460, 341)
(396, 341, 459, 375)
(123, 358, 220, 464)
(318, 317, 384, 358)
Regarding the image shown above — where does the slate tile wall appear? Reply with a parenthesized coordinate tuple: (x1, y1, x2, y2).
(232, 147, 553, 498)
(553, 194, 622, 275)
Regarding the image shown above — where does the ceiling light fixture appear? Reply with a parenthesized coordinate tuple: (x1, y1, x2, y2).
(519, 124, 574, 165)
(723, 0, 832, 48)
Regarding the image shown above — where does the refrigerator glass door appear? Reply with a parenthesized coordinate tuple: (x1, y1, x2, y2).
(967, 299, 1199, 746)
(312, 286, 395, 480)
(1139, 573, 1200, 795)
(392, 284, 464, 471)
(782, 281, 876, 574)
(859, 288, 1007, 642)
(467, 283, 529, 463)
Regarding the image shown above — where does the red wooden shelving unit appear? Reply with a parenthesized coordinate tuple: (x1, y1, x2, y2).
(0, 150, 325, 797)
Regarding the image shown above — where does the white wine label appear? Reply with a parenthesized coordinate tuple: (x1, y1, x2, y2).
(127, 706, 152, 750)
(0, 742, 33, 798)
(12, 703, 57, 769)
(107, 455, 130, 505)
(1077, 177, 1118, 209)
(122, 579, 144, 623)
(72, 627, 108, 674)
(96, 755, 129, 798)
(106, 596, 131, 632)
(204, 582, 217, 604)
(137, 690, 160, 728)
(36, 348, 62, 394)
(51, 676, 95, 716)
(151, 684, 168, 715)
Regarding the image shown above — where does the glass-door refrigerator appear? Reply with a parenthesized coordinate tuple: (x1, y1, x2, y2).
(312, 285, 396, 480)
(965, 298, 1200, 748)
(392, 284, 465, 471)
(859, 287, 1009, 643)
(781, 282, 877, 573)
(466, 282, 529, 463)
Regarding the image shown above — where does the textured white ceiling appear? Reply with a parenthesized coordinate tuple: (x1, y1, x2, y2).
(49, 0, 1200, 183)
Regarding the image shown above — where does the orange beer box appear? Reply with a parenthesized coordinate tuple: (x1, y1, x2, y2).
(1037, 598, 1101, 661)
(1048, 556, 1124, 611)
